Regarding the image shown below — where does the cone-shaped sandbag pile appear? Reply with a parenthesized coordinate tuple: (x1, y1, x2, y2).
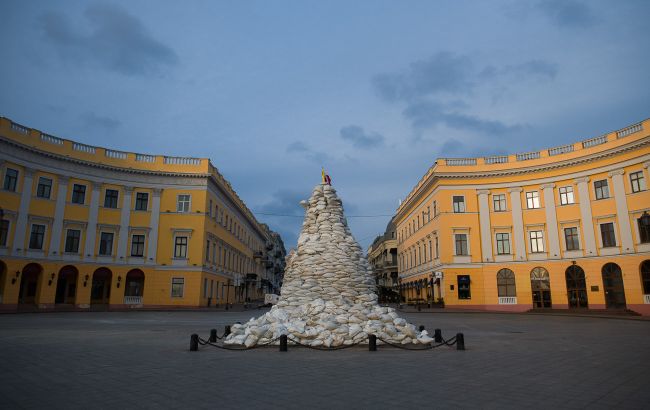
(224, 183, 432, 347)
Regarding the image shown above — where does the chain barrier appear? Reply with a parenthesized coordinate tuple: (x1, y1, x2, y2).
(286, 336, 365, 351)
(375, 335, 457, 350)
(197, 335, 284, 351)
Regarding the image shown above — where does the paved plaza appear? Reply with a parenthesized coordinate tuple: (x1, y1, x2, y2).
(0, 310, 648, 409)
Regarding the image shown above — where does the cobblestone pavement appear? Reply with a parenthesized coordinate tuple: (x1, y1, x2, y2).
(0, 310, 648, 409)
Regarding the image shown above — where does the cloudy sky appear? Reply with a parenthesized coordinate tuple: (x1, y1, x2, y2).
(1, 0, 648, 250)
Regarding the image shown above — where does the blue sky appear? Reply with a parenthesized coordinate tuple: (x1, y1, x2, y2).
(1, 0, 649, 249)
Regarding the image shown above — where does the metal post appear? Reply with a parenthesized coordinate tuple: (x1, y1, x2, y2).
(224, 325, 231, 337)
(279, 334, 287, 352)
(456, 333, 465, 350)
(369, 334, 377, 351)
(190, 334, 199, 351)
(434, 329, 442, 343)
(209, 329, 217, 343)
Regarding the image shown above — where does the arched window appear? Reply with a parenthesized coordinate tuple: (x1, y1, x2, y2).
(642, 260, 650, 295)
(497, 268, 516, 297)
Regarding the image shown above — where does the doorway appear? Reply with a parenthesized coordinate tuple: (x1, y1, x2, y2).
(19, 263, 43, 305)
(530, 267, 552, 308)
(565, 264, 588, 308)
(55, 265, 78, 305)
(91, 267, 112, 308)
(601, 263, 626, 309)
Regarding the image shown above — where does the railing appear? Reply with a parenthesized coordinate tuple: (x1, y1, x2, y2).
(135, 153, 155, 162)
(498, 296, 517, 305)
(516, 151, 540, 161)
(41, 133, 64, 145)
(73, 142, 96, 154)
(548, 144, 574, 156)
(105, 149, 127, 159)
(163, 156, 200, 165)
(445, 158, 477, 166)
(484, 155, 508, 164)
(124, 296, 143, 305)
(616, 122, 643, 139)
(11, 122, 29, 134)
(582, 135, 607, 148)
(644, 294, 650, 304)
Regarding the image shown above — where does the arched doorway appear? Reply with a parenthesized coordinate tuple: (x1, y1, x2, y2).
(124, 269, 145, 305)
(565, 264, 588, 308)
(530, 267, 552, 308)
(0, 260, 6, 304)
(91, 268, 112, 307)
(55, 265, 78, 305)
(19, 263, 43, 305)
(641, 261, 650, 302)
(602, 263, 626, 309)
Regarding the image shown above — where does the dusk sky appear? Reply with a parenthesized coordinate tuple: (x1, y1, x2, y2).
(1, 0, 648, 250)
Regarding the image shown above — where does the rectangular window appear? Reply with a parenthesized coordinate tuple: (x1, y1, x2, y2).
(496, 233, 510, 255)
(208, 200, 213, 217)
(564, 227, 580, 251)
(29, 224, 45, 250)
(131, 234, 145, 257)
(639, 217, 650, 244)
(435, 236, 439, 258)
(177, 194, 191, 212)
(104, 189, 119, 208)
(206, 240, 211, 262)
(64, 229, 81, 253)
(426, 206, 430, 222)
(99, 232, 114, 255)
(212, 243, 217, 264)
(71, 184, 86, 204)
(0, 220, 9, 246)
(594, 179, 609, 200)
(526, 191, 540, 209)
(453, 196, 465, 213)
(529, 230, 545, 253)
(559, 186, 575, 205)
(630, 171, 646, 193)
(600, 223, 616, 247)
(36, 177, 52, 199)
(433, 200, 437, 217)
(493, 194, 506, 212)
(135, 192, 149, 211)
(457, 275, 471, 299)
(3, 168, 18, 192)
(171, 277, 184, 298)
(174, 236, 188, 258)
(203, 278, 208, 298)
(454, 233, 468, 256)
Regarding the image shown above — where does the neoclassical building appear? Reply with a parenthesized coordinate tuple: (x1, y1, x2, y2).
(0, 116, 284, 311)
(394, 119, 650, 315)
(367, 218, 398, 303)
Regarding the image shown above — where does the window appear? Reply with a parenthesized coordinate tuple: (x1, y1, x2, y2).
(0, 220, 8, 246)
(641, 261, 650, 295)
(174, 236, 188, 258)
(594, 179, 609, 199)
(171, 278, 184, 298)
(496, 233, 510, 255)
(455, 234, 468, 256)
(497, 268, 516, 297)
(206, 240, 211, 262)
(208, 199, 213, 217)
(600, 223, 616, 247)
(457, 275, 471, 299)
(493, 194, 506, 211)
(564, 227, 580, 251)
(630, 171, 646, 193)
(131, 234, 145, 257)
(529, 231, 545, 253)
(3, 168, 18, 191)
(426, 206, 430, 223)
(526, 191, 540, 209)
(212, 243, 217, 264)
(29, 224, 45, 250)
(559, 186, 574, 205)
(177, 195, 191, 212)
(64, 229, 81, 253)
(435, 236, 439, 258)
(453, 196, 465, 213)
(72, 184, 86, 204)
(433, 201, 437, 217)
(639, 216, 650, 244)
(135, 192, 148, 211)
(99, 232, 114, 255)
(36, 177, 52, 199)
(203, 278, 208, 298)
(104, 189, 119, 208)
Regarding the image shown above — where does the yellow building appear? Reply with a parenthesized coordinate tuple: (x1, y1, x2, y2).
(394, 119, 650, 315)
(0, 116, 282, 311)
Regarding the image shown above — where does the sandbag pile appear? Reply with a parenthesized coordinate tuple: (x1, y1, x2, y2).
(224, 183, 432, 347)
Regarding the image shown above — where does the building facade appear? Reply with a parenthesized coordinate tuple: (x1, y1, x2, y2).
(0, 116, 282, 311)
(367, 218, 398, 303)
(394, 119, 650, 315)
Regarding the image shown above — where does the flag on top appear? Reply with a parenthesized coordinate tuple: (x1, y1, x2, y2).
(321, 168, 332, 185)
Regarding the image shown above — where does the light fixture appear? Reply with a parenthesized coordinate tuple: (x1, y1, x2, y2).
(117, 276, 122, 288)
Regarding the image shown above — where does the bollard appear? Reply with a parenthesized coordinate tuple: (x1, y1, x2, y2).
(369, 334, 377, 351)
(209, 329, 217, 343)
(280, 334, 288, 352)
(418, 325, 425, 332)
(456, 333, 465, 350)
(190, 334, 199, 351)
(434, 328, 442, 343)
(224, 325, 231, 337)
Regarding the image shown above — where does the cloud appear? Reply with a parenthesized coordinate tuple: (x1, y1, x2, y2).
(39, 3, 178, 75)
(81, 112, 121, 131)
(256, 189, 311, 248)
(339, 125, 385, 149)
(286, 141, 330, 163)
(536, 0, 595, 28)
(480, 60, 558, 81)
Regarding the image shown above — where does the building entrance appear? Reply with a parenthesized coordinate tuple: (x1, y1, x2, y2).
(55, 265, 78, 305)
(19, 263, 42, 305)
(565, 264, 588, 308)
(601, 263, 626, 309)
(530, 267, 551, 308)
(91, 268, 112, 308)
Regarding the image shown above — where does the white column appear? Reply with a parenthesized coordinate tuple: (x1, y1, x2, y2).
(609, 169, 634, 253)
(117, 186, 133, 261)
(541, 183, 561, 259)
(12, 167, 35, 253)
(477, 189, 493, 262)
(49, 175, 69, 256)
(508, 187, 526, 261)
(575, 177, 597, 256)
(83, 182, 102, 258)
(146, 188, 162, 263)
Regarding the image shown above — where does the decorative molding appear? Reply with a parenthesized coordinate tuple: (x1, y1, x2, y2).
(574, 176, 590, 184)
(508, 187, 522, 193)
(608, 168, 625, 177)
(476, 189, 490, 196)
(540, 183, 555, 190)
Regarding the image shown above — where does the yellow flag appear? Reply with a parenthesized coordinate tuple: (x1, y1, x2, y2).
(321, 168, 326, 184)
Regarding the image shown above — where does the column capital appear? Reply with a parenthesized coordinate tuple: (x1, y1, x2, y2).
(508, 187, 522, 193)
(92, 181, 102, 189)
(574, 176, 590, 184)
(153, 188, 163, 197)
(608, 169, 625, 177)
(477, 189, 490, 196)
(540, 183, 555, 190)
(644, 161, 650, 170)
(58, 175, 70, 185)
(123, 186, 135, 194)
(23, 167, 36, 178)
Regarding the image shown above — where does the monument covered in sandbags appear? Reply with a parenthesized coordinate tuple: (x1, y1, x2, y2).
(224, 180, 433, 347)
